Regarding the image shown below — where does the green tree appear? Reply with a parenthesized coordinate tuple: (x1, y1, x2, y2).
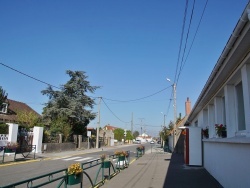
(133, 130, 139, 139)
(50, 117, 72, 142)
(126, 130, 133, 140)
(0, 86, 8, 106)
(16, 110, 40, 128)
(41, 70, 99, 136)
(114, 128, 124, 141)
(160, 121, 173, 143)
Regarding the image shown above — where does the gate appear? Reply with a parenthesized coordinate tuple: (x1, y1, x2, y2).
(17, 127, 33, 148)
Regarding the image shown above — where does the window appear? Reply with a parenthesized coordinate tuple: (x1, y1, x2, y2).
(0, 103, 8, 114)
(235, 82, 246, 131)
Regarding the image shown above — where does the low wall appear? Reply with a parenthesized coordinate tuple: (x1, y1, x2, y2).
(203, 138, 250, 188)
(42, 143, 77, 153)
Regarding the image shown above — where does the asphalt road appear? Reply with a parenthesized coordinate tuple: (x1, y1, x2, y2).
(0, 143, 150, 187)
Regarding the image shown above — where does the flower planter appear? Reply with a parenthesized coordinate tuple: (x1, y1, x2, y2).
(4, 148, 16, 153)
(221, 130, 227, 138)
(102, 160, 111, 168)
(118, 156, 125, 161)
(67, 174, 83, 185)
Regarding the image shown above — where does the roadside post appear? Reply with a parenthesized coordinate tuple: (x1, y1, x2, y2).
(87, 131, 91, 149)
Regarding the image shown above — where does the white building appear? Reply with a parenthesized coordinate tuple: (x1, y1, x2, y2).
(186, 3, 250, 188)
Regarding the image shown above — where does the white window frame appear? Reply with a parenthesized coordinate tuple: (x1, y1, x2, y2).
(235, 81, 246, 133)
(0, 103, 8, 114)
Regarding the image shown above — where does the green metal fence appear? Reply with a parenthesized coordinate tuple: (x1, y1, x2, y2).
(1, 150, 130, 188)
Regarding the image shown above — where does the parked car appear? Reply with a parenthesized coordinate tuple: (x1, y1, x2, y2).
(157, 141, 161, 144)
(133, 140, 141, 144)
(150, 141, 155, 144)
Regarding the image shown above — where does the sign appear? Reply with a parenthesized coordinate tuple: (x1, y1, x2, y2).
(87, 131, 91, 137)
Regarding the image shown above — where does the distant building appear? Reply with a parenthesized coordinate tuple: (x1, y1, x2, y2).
(103, 124, 118, 131)
(136, 133, 152, 142)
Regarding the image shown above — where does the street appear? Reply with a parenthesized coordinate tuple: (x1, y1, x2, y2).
(0, 143, 150, 187)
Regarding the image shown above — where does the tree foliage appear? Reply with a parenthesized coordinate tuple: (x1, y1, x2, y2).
(0, 86, 8, 106)
(41, 70, 99, 136)
(16, 110, 40, 128)
(133, 130, 139, 139)
(125, 130, 133, 140)
(114, 128, 124, 141)
(160, 121, 173, 142)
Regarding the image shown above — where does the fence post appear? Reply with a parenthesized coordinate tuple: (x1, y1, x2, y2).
(32, 126, 44, 153)
(7, 123, 18, 143)
(78, 135, 82, 149)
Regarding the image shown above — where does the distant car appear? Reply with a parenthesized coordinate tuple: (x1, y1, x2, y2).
(157, 141, 161, 144)
(133, 140, 141, 144)
(150, 141, 155, 144)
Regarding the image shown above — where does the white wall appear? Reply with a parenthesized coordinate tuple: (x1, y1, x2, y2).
(204, 140, 250, 188)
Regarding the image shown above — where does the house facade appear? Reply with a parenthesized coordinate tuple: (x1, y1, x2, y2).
(0, 99, 40, 123)
(186, 3, 250, 187)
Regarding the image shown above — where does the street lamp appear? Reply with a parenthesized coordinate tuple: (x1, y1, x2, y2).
(161, 112, 166, 147)
(167, 78, 177, 152)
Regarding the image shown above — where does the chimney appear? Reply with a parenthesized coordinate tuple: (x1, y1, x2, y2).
(185, 97, 191, 116)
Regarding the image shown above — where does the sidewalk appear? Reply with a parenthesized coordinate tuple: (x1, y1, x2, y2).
(102, 148, 223, 188)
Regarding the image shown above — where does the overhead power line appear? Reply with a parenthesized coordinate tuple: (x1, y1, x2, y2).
(101, 98, 130, 124)
(103, 86, 172, 103)
(0, 62, 60, 89)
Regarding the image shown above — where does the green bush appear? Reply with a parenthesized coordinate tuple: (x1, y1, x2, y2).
(0, 123, 8, 134)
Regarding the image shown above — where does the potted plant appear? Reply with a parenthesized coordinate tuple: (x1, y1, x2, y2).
(100, 154, 111, 168)
(67, 163, 83, 185)
(114, 150, 128, 160)
(202, 127, 209, 138)
(215, 124, 227, 138)
(114, 150, 128, 169)
(4, 142, 19, 153)
(136, 145, 144, 157)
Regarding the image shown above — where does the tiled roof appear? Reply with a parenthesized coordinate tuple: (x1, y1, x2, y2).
(103, 125, 118, 131)
(0, 99, 40, 123)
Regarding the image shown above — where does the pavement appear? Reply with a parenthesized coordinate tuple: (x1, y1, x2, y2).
(101, 147, 223, 188)
(1, 145, 223, 188)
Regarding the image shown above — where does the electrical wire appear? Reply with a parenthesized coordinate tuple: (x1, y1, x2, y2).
(0, 62, 60, 89)
(176, 0, 196, 85)
(177, 0, 208, 84)
(101, 98, 130, 124)
(174, 0, 189, 84)
(103, 86, 172, 102)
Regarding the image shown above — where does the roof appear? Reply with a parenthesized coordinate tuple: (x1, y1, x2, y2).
(188, 3, 250, 122)
(0, 99, 40, 123)
(103, 124, 118, 131)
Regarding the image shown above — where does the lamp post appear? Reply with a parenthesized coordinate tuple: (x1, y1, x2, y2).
(167, 78, 177, 152)
(161, 112, 166, 147)
(96, 97, 101, 149)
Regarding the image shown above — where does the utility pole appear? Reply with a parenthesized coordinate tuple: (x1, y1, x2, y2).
(96, 97, 101, 149)
(131, 112, 133, 134)
(173, 83, 177, 152)
(139, 118, 144, 137)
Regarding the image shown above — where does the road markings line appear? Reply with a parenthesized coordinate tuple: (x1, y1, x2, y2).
(63, 156, 82, 161)
(75, 157, 93, 161)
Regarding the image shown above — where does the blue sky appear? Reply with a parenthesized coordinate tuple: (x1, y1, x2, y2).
(0, 0, 248, 137)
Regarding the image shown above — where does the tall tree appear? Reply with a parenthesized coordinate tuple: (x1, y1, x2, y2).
(0, 86, 8, 106)
(41, 70, 99, 135)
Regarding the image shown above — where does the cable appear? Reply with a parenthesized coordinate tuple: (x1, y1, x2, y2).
(0, 62, 60, 89)
(101, 98, 130, 124)
(176, 0, 196, 84)
(103, 86, 172, 102)
(176, 0, 208, 84)
(174, 0, 189, 84)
